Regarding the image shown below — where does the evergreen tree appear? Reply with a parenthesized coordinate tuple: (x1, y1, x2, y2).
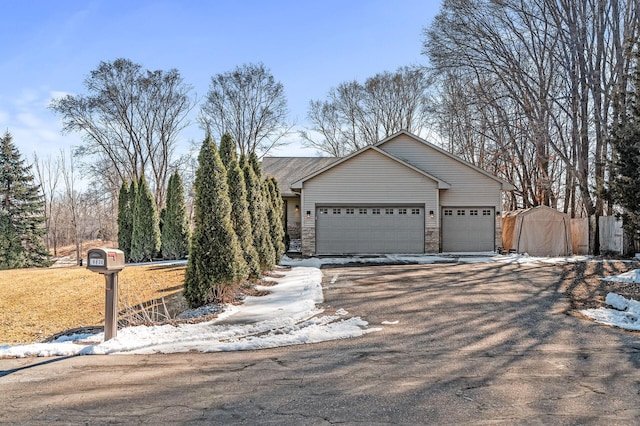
(130, 175, 161, 262)
(249, 151, 262, 178)
(0, 131, 49, 269)
(218, 133, 236, 170)
(266, 176, 286, 262)
(222, 135, 261, 279)
(184, 137, 248, 307)
(128, 179, 138, 261)
(243, 157, 275, 271)
(610, 57, 640, 253)
(161, 171, 190, 260)
(117, 180, 133, 261)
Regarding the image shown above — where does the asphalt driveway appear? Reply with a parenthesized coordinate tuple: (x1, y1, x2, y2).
(2, 262, 640, 424)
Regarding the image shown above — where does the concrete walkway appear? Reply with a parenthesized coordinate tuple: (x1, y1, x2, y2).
(2, 262, 640, 424)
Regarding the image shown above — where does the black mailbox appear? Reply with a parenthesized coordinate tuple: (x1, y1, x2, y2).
(86, 248, 125, 273)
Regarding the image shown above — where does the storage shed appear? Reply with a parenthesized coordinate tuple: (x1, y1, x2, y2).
(502, 205, 572, 256)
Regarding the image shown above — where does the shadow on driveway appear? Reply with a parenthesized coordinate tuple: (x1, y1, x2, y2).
(1, 261, 640, 424)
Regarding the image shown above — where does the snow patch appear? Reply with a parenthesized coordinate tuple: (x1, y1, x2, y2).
(281, 253, 592, 267)
(0, 266, 376, 358)
(601, 269, 640, 284)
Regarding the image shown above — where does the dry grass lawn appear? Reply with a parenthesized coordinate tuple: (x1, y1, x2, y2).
(0, 263, 187, 345)
(2, 253, 638, 346)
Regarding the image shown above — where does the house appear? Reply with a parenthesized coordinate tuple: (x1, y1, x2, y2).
(262, 131, 514, 256)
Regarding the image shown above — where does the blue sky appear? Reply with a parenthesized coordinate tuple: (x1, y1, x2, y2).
(1, 0, 440, 159)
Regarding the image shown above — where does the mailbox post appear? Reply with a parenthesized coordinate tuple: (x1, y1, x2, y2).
(86, 248, 125, 341)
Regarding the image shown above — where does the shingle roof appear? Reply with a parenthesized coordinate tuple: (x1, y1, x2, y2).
(262, 157, 339, 197)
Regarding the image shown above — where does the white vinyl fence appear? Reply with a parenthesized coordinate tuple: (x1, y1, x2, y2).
(599, 216, 624, 254)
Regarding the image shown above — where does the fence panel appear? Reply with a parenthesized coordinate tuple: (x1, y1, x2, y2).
(599, 216, 624, 254)
(570, 218, 589, 255)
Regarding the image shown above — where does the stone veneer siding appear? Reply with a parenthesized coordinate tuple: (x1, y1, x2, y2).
(287, 223, 301, 239)
(302, 226, 316, 256)
(425, 226, 439, 253)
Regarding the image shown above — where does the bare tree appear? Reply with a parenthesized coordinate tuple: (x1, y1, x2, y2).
(50, 58, 195, 207)
(301, 66, 431, 156)
(32, 153, 60, 255)
(59, 149, 84, 265)
(199, 62, 292, 157)
(423, 0, 640, 252)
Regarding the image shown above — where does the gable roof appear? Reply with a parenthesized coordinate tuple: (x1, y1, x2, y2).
(290, 145, 451, 189)
(376, 130, 515, 191)
(261, 157, 339, 197)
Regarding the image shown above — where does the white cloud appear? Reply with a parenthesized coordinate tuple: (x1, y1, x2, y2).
(0, 87, 82, 159)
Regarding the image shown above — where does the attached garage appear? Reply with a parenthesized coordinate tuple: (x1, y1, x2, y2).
(316, 205, 424, 254)
(262, 131, 514, 256)
(441, 207, 495, 252)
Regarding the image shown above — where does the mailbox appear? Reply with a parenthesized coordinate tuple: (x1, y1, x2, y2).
(87, 247, 125, 341)
(86, 248, 125, 273)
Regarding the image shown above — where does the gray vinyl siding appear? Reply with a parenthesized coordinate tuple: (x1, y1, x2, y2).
(379, 135, 502, 212)
(283, 196, 301, 238)
(301, 149, 438, 228)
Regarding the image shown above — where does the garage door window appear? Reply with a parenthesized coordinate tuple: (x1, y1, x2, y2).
(444, 209, 452, 216)
(412, 208, 420, 215)
(333, 208, 341, 214)
(399, 208, 407, 215)
(483, 210, 492, 216)
(359, 208, 367, 215)
(319, 208, 328, 215)
(372, 208, 381, 215)
(346, 208, 354, 215)
(385, 208, 394, 215)
(470, 209, 478, 216)
(457, 210, 465, 216)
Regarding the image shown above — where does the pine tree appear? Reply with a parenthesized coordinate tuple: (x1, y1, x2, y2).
(221, 135, 261, 279)
(117, 181, 133, 261)
(610, 59, 640, 253)
(0, 131, 49, 269)
(266, 176, 286, 262)
(161, 171, 190, 260)
(243, 157, 275, 271)
(130, 175, 161, 262)
(184, 137, 248, 307)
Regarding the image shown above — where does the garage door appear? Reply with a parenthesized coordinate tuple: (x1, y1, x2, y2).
(316, 206, 424, 254)
(441, 207, 495, 252)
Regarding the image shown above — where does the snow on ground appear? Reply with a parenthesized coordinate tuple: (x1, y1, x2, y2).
(0, 266, 379, 358)
(281, 253, 592, 268)
(4, 255, 638, 358)
(582, 269, 640, 331)
(601, 269, 640, 283)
